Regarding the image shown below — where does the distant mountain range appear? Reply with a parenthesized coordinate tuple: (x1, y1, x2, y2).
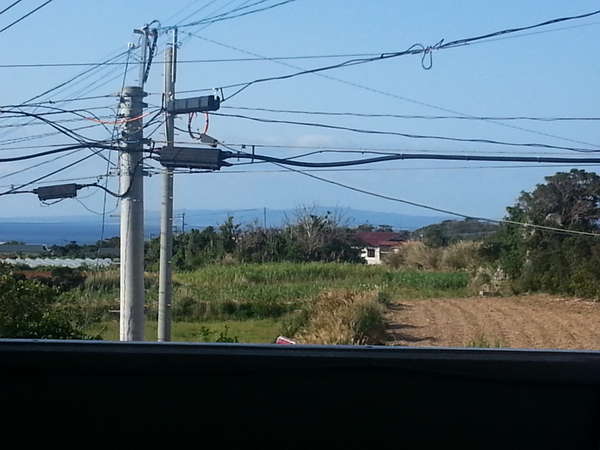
(0, 207, 451, 244)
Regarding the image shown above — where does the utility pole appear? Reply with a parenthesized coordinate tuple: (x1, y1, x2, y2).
(174, 211, 186, 233)
(158, 29, 177, 342)
(119, 26, 151, 341)
(156, 28, 221, 341)
(155, 31, 221, 341)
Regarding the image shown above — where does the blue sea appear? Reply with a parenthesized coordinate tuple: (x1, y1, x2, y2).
(0, 221, 161, 245)
(0, 208, 448, 245)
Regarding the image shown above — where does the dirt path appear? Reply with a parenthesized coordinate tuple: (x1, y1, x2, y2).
(386, 295, 600, 350)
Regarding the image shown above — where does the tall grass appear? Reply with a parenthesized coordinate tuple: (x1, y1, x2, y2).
(68, 262, 470, 326)
(88, 319, 281, 343)
(171, 263, 468, 321)
(466, 333, 506, 349)
(294, 290, 386, 345)
(386, 241, 481, 272)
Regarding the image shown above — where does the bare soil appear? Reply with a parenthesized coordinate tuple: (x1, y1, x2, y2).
(386, 294, 600, 350)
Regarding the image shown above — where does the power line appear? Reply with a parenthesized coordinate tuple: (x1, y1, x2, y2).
(0, 0, 53, 34)
(76, 197, 107, 216)
(166, 0, 219, 25)
(0, 142, 120, 163)
(0, 123, 104, 148)
(0, 174, 113, 189)
(0, 148, 82, 181)
(219, 105, 600, 149)
(441, 20, 600, 49)
(0, 105, 161, 144)
(211, 112, 600, 153)
(15, 51, 129, 107)
(440, 8, 600, 49)
(0, 142, 82, 150)
(222, 148, 600, 167)
(0, 108, 115, 145)
(169, 164, 600, 175)
(0, 105, 116, 119)
(0, 94, 118, 108)
(0, 1, 23, 16)
(0, 50, 128, 143)
(188, 36, 599, 151)
(167, 0, 266, 29)
(212, 142, 591, 157)
(221, 148, 589, 168)
(259, 160, 600, 238)
(100, 47, 133, 243)
(0, 53, 396, 68)
(221, 105, 600, 122)
(182, 8, 600, 101)
(0, 113, 117, 129)
(165, 0, 298, 29)
(0, 148, 106, 196)
(2, 181, 126, 200)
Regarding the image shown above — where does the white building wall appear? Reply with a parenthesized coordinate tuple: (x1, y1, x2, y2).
(360, 247, 382, 265)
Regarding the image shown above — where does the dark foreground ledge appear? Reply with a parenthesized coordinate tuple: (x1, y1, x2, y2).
(1, 340, 599, 446)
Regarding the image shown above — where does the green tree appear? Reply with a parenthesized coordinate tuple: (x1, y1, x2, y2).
(0, 274, 94, 339)
(515, 169, 600, 230)
(356, 224, 375, 232)
(219, 216, 240, 254)
(423, 225, 449, 248)
(482, 169, 600, 297)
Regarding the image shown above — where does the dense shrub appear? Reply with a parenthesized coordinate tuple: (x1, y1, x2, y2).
(146, 210, 362, 270)
(294, 290, 386, 345)
(441, 241, 481, 271)
(385, 241, 480, 272)
(0, 274, 95, 339)
(399, 241, 442, 270)
(480, 170, 600, 299)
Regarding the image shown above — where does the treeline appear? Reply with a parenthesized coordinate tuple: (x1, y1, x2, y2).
(0, 263, 94, 340)
(49, 237, 120, 258)
(145, 211, 364, 270)
(409, 169, 600, 299)
(479, 170, 600, 298)
(414, 219, 498, 247)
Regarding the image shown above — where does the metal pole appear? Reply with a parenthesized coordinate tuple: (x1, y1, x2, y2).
(119, 28, 149, 341)
(158, 30, 177, 342)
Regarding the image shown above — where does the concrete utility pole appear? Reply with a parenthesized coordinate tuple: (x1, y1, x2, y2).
(158, 30, 177, 342)
(119, 27, 151, 341)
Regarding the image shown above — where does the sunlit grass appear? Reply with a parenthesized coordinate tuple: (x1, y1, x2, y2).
(76, 262, 470, 344)
(89, 318, 281, 343)
(69, 263, 470, 323)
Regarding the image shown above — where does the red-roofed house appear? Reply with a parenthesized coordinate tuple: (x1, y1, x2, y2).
(354, 232, 407, 265)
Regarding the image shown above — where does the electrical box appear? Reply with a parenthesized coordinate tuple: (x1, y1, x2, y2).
(34, 183, 79, 201)
(166, 95, 220, 114)
(158, 147, 230, 170)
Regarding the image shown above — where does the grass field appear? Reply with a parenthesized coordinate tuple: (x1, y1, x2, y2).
(89, 319, 281, 343)
(73, 262, 470, 343)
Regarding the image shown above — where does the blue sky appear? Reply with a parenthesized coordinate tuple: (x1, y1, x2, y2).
(0, 0, 599, 224)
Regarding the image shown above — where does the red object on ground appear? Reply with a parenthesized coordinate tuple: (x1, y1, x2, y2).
(275, 336, 296, 345)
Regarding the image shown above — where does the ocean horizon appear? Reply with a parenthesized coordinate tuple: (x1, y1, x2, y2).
(0, 207, 449, 245)
(0, 221, 161, 245)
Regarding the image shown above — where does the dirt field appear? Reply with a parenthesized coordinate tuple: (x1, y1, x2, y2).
(386, 295, 600, 350)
